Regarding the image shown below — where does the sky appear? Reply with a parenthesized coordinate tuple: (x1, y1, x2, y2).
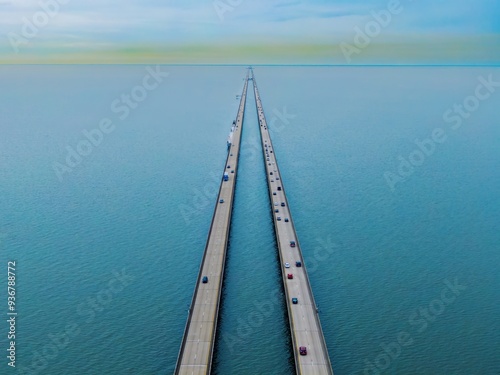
(0, 0, 499, 64)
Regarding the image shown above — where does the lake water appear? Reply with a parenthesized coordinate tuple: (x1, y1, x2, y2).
(0, 65, 499, 374)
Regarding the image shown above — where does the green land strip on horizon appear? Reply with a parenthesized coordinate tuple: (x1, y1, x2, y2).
(1, 36, 499, 65)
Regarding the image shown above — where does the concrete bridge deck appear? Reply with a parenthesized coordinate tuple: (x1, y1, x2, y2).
(175, 72, 249, 375)
(251, 69, 334, 375)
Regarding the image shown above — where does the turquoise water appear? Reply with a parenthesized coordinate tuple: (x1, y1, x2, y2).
(0, 66, 499, 374)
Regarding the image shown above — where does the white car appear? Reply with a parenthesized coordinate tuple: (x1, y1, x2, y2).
(285, 262, 290, 268)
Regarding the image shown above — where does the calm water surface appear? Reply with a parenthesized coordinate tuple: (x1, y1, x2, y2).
(0, 65, 498, 374)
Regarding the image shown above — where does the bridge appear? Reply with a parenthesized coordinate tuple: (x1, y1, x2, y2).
(175, 68, 333, 374)
(174, 72, 249, 375)
(251, 69, 334, 375)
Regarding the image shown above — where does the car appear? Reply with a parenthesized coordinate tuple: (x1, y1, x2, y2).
(273, 192, 277, 195)
(275, 209, 279, 213)
(268, 163, 271, 166)
(202, 276, 208, 283)
(277, 217, 281, 221)
(271, 179, 274, 182)
(292, 298, 298, 304)
(270, 150, 273, 153)
(276, 177, 280, 180)
(299, 346, 307, 355)
(219, 199, 224, 203)
(231, 170, 234, 173)
(274, 202, 278, 206)
(295, 261, 302, 267)
(281, 202, 285, 207)
(285, 262, 290, 268)
(277, 186, 282, 191)
(287, 274, 293, 279)
(230, 153, 233, 156)
(285, 218, 289, 222)
(290, 241, 296, 247)
(270, 172, 273, 175)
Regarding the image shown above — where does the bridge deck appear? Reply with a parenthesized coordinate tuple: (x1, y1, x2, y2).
(175, 73, 249, 375)
(251, 69, 334, 375)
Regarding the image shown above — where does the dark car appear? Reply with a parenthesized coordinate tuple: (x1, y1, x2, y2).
(285, 218, 289, 222)
(292, 298, 298, 304)
(295, 261, 302, 267)
(202, 276, 208, 283)
(273, 192, 277, 195)
(277, 217, 281, 221)
(219, 199, 224, 204)
(270, 172, 273, 175)
(299, 346, 307, 355)
(231, 170, 234, 173)
(281, 202, 285, 207)
(227, 165, 230, 169)
(275, 209, 279, 213)
(277, 186, 282, 191)
(290, 241, 296, 247)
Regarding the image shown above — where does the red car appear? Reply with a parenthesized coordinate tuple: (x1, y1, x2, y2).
(299, 346, 307, 355)
(287, 274, 293, 279)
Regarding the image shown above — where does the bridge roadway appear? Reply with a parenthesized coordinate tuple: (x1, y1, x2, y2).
(251, 69, 334, 375)
(175, 72, 249, 375)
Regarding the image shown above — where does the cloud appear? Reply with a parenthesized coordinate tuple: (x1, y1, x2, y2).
(0, 0, 498, 60)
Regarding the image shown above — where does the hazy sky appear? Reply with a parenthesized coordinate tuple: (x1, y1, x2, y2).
(1, 0, 498, 63)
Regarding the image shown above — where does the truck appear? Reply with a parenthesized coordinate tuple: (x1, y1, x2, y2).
(223, 172, 229, 181)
